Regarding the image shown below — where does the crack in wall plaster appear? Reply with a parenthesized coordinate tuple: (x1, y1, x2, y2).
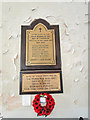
(85, 13, 88, 16)
(8, 33, 20, 40)
(24, 17, 32, 23)
(65, 29, 69, 36)
(13, 53, 18, 71)
(12, 53, 18, 81)
(32, 8, 36, 11)
(63, 22, 68, 28)
(31, 6, 39, 12)
(3, 49, 9, 55)
(46, 16, 55, 19)
(8, 35, 13, 40)
(79, 66, 84, 72)
(72, 49, 75, 54)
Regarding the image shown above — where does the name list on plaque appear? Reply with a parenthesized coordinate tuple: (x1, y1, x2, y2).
(22, 73, 61, 92)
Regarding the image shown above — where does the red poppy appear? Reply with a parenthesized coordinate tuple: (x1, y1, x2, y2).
(46, 94, 53, 100)
(47, 100, 54, 106)
(35, 97, 40, 103)
(44, 109, 51, 115)
(34, 105, 43, 113)
(50, 106, 54, 111)
(51, 97, 54, 102)
(35, 94, 40, 99)
(53, 101, 55, 105)
(47, 97, 55, 105)
(33, 101, 40, 107)
(38, 109, 44, 116)
(32, 100, 36, 106)
(43, 106, 47, 113)
(47, 104, 54, 111)
(34, 107, 39, 114)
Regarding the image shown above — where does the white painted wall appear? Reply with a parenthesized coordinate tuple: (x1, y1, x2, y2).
(0, 2, 88, 118)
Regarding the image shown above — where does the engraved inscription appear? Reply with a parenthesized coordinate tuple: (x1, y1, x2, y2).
(22, 73, 60, 92)
(26, 23, 56, 66)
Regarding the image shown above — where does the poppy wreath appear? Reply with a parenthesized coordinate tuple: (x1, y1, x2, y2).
(32, 93, 55, 117)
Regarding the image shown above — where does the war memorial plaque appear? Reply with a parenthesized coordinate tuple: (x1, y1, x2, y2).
(20, 19, 63, 94)
(26, 23, 56, 66)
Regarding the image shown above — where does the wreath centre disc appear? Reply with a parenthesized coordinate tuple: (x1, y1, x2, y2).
(32, 93, 55, 117)
(40, 97, 46, 106)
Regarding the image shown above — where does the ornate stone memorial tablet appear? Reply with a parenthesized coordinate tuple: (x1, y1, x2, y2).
(20, 19, 63, 94)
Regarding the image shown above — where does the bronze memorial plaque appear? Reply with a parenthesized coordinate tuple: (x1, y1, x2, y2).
(26, 23, 56, 66)
(22, 72, 60, 92)
(20, 19, 63, 94)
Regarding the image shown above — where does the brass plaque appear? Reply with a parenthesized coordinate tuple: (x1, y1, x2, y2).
(26, 23, 56, 66)
(22, 73, 61, 92)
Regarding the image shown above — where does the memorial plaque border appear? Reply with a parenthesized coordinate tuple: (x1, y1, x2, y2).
(20, 18, 61, 71)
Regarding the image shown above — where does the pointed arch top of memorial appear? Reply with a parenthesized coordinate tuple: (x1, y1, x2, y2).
(30, 18, 50, 29)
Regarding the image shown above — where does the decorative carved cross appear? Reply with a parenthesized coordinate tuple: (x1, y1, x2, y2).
(39, 28, 42, 32)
